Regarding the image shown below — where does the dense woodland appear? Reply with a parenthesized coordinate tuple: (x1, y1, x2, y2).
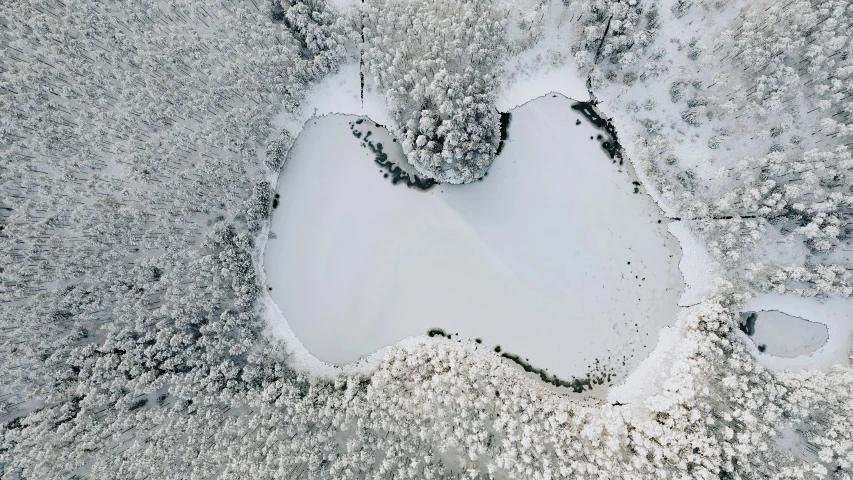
(1, 0, 852, 478)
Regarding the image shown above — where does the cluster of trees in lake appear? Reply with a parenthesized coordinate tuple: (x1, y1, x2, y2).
(2, 0, 853, 478)
(360, 0, 506, 184)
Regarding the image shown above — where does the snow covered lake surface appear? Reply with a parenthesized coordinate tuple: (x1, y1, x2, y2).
(265, 94, 684, 393)
(739, 294, 853, 370)
(739, 310, 829, 358)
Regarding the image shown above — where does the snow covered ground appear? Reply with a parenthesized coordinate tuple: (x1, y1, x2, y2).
(272, 62, 393, 135)
(264, 94, 684, 391)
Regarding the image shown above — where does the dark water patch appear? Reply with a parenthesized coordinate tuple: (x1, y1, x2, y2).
(571, 101, 623, 165)
(350, 120, 436, 191)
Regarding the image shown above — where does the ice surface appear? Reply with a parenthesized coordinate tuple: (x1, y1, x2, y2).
(739, 295, 853, 370)
(739, 310, 829, 358)
(264, 94, 684, 388)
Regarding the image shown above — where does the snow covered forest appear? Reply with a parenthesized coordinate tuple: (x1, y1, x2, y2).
(1, 0, 852, 478)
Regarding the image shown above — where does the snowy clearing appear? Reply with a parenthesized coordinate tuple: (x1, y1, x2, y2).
(272, 62, 393, 135)
(264, 94, 684, 391)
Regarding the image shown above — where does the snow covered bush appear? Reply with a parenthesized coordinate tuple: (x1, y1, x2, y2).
(360, 0, 507, 183)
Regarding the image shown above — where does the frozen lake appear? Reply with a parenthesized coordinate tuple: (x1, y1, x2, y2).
(265, 95, 684, 391)
(738, 294, 853, 370)
(739, 310, 828, 358)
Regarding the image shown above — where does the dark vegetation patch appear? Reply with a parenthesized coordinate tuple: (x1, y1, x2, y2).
(128, 397, 148, 411)
(738, 312, 768, 352)
(495, 111, 511, 155)
(426, 328, 618, 394)
(268, 0, 284, 22)
(427, 328, 448, 338)
(350, 120, 436, 191)
(571, 101, 624, 165)
(499, 351, 595, 393)
(739, 312, 757, 336)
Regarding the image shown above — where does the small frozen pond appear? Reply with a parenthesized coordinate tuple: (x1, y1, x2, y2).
(739, 311, 829, 358)
(738, 294, 853, 370)
(265, 94, 683, 391)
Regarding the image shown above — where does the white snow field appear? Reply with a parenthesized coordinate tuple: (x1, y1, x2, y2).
(264, 94, 684, 389)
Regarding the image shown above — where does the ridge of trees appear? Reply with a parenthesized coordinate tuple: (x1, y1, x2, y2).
(360, 0, 506, 183)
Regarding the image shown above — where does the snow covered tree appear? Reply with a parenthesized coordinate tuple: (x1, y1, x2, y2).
(361, 0, 507, 183)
